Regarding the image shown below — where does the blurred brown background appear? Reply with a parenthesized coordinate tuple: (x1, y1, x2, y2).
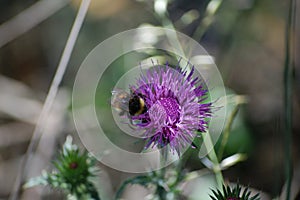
(0, 0, 299, 199)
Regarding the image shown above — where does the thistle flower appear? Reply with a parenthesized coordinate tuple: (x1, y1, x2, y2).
(210, 184, 260, 200)
(130, 63, 212, 153)
(24, 136, 100, 200)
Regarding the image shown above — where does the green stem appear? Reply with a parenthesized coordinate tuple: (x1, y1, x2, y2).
(193, 0, 224, 40)
(156, 185, 166, 200)
(153, 0, 225, 192)
(160, 16, 186, 57)
(283, 0, 296, 199)
(154, 2, 191, 73)
(155, 11, 189, 72)
(218, 104, 240, 160)
(201, 132, 224, 191)
(115, 176, 150, 199)
(176, 144, 193, 170)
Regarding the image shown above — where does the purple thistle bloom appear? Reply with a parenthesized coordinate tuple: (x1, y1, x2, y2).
(129, 64, 212, 153)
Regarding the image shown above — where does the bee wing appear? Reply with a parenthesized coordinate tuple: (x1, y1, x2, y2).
(110, 89, 130, 113)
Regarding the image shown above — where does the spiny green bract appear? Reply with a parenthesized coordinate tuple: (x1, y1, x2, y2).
(25, 136, 100, 200)
(210, 184, 260, 200)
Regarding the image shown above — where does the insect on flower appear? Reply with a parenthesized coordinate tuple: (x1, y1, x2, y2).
(111, 89, 147, 116)
(111, 62, 212, 154)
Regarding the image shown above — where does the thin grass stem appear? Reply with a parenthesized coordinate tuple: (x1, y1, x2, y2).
(217, 105, 239, 161)
(9, 1, 91, 199)
(202, 131, 224, 191)
(283, 0, 296, 199)
(193, 0, 224, 41)
(217, 95, 248, 161)
(0, 0, 70, 48)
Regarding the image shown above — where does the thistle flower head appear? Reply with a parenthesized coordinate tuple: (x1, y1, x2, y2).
(129, 63, 212, 153)
(210, 184, 260, 200)
(53, 143, 93, 192)
(25, 136, 100, 200)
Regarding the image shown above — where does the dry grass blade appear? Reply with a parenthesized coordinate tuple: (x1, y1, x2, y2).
(0, 0, 70, 48)
(8, 0, 91, 199)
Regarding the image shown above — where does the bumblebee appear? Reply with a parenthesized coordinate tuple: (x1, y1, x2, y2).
(128, 95, 147, 116)
(111, 89, 147, 116)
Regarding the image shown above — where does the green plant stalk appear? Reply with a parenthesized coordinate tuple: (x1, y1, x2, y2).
(183, 168, 211, 182)
(156, 185, 167, 200)
(283, 0, 296, 199)
(218, 105, 240, 160)
(161, 16, 186, 58)
(154, 3, 190, 72)
(156, 12, 190, 73)
(202, 132, 224, 191)
(115, 175, 150, 199)
(155, 0, 224, 63)
(193, 0, 224, 40)
(154, 0, 225, 192)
